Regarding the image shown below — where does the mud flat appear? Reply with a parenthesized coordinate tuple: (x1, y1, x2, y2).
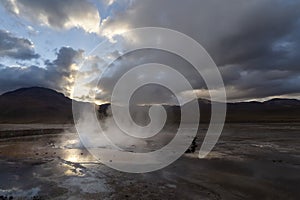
(0, 123, 299, 199)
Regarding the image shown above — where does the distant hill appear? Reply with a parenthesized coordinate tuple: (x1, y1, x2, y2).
(0, 87, 299, 124)
(0, 87, 74, 123)
(99, 98, 300, 123)
(225, 99, 300, 123)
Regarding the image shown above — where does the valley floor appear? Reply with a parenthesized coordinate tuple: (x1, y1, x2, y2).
(0, 123, 299, 199)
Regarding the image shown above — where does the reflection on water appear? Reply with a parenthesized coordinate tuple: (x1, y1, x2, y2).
(64, 152, 81, 163)
(0, 131, 98, 183)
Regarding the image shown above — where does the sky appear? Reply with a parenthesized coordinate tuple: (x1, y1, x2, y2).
(0, 0, 299, 103)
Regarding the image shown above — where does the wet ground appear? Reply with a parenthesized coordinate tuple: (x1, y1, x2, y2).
(0, 123, 299, 199)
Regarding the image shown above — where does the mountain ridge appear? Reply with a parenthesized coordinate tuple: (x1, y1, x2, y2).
(0, 87, 299, 124)
(0, 87, 73, 124)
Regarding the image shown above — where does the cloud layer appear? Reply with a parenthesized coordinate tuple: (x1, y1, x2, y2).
(0, 47, 83, 96)
(98, 0, 300, 101)
(2, 0, 101, 32)
(0, 0, 299, 102)
(0, 29, 39, 60)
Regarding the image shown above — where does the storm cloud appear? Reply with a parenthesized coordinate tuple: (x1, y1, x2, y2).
(98, 0, 300, 101)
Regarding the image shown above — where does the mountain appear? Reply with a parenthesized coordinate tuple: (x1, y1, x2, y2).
(226, 99, 300, 123)
(99, 98, 300, 123)
(0, 87, 74, 123)
(0, 87, 299, 124)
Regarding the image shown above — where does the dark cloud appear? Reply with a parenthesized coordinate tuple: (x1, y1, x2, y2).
(0, 47, 84, 95)
(102, 0, 300, 69)
(99, 0, 300, 101)
(223, 67, 300, 100)
(0, 65, 48, 93)
(1, 0, 100, 32)
(45, 47, 84, 95)
(0, 29, 39, 60)
(95, 49, 204, 104)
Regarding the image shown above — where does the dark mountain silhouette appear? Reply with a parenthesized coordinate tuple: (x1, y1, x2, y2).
(99, 98, 300, 123)
(0, 87, 299, 124)
(225, 98, 300, 122)
(0, 87, 74, 123)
